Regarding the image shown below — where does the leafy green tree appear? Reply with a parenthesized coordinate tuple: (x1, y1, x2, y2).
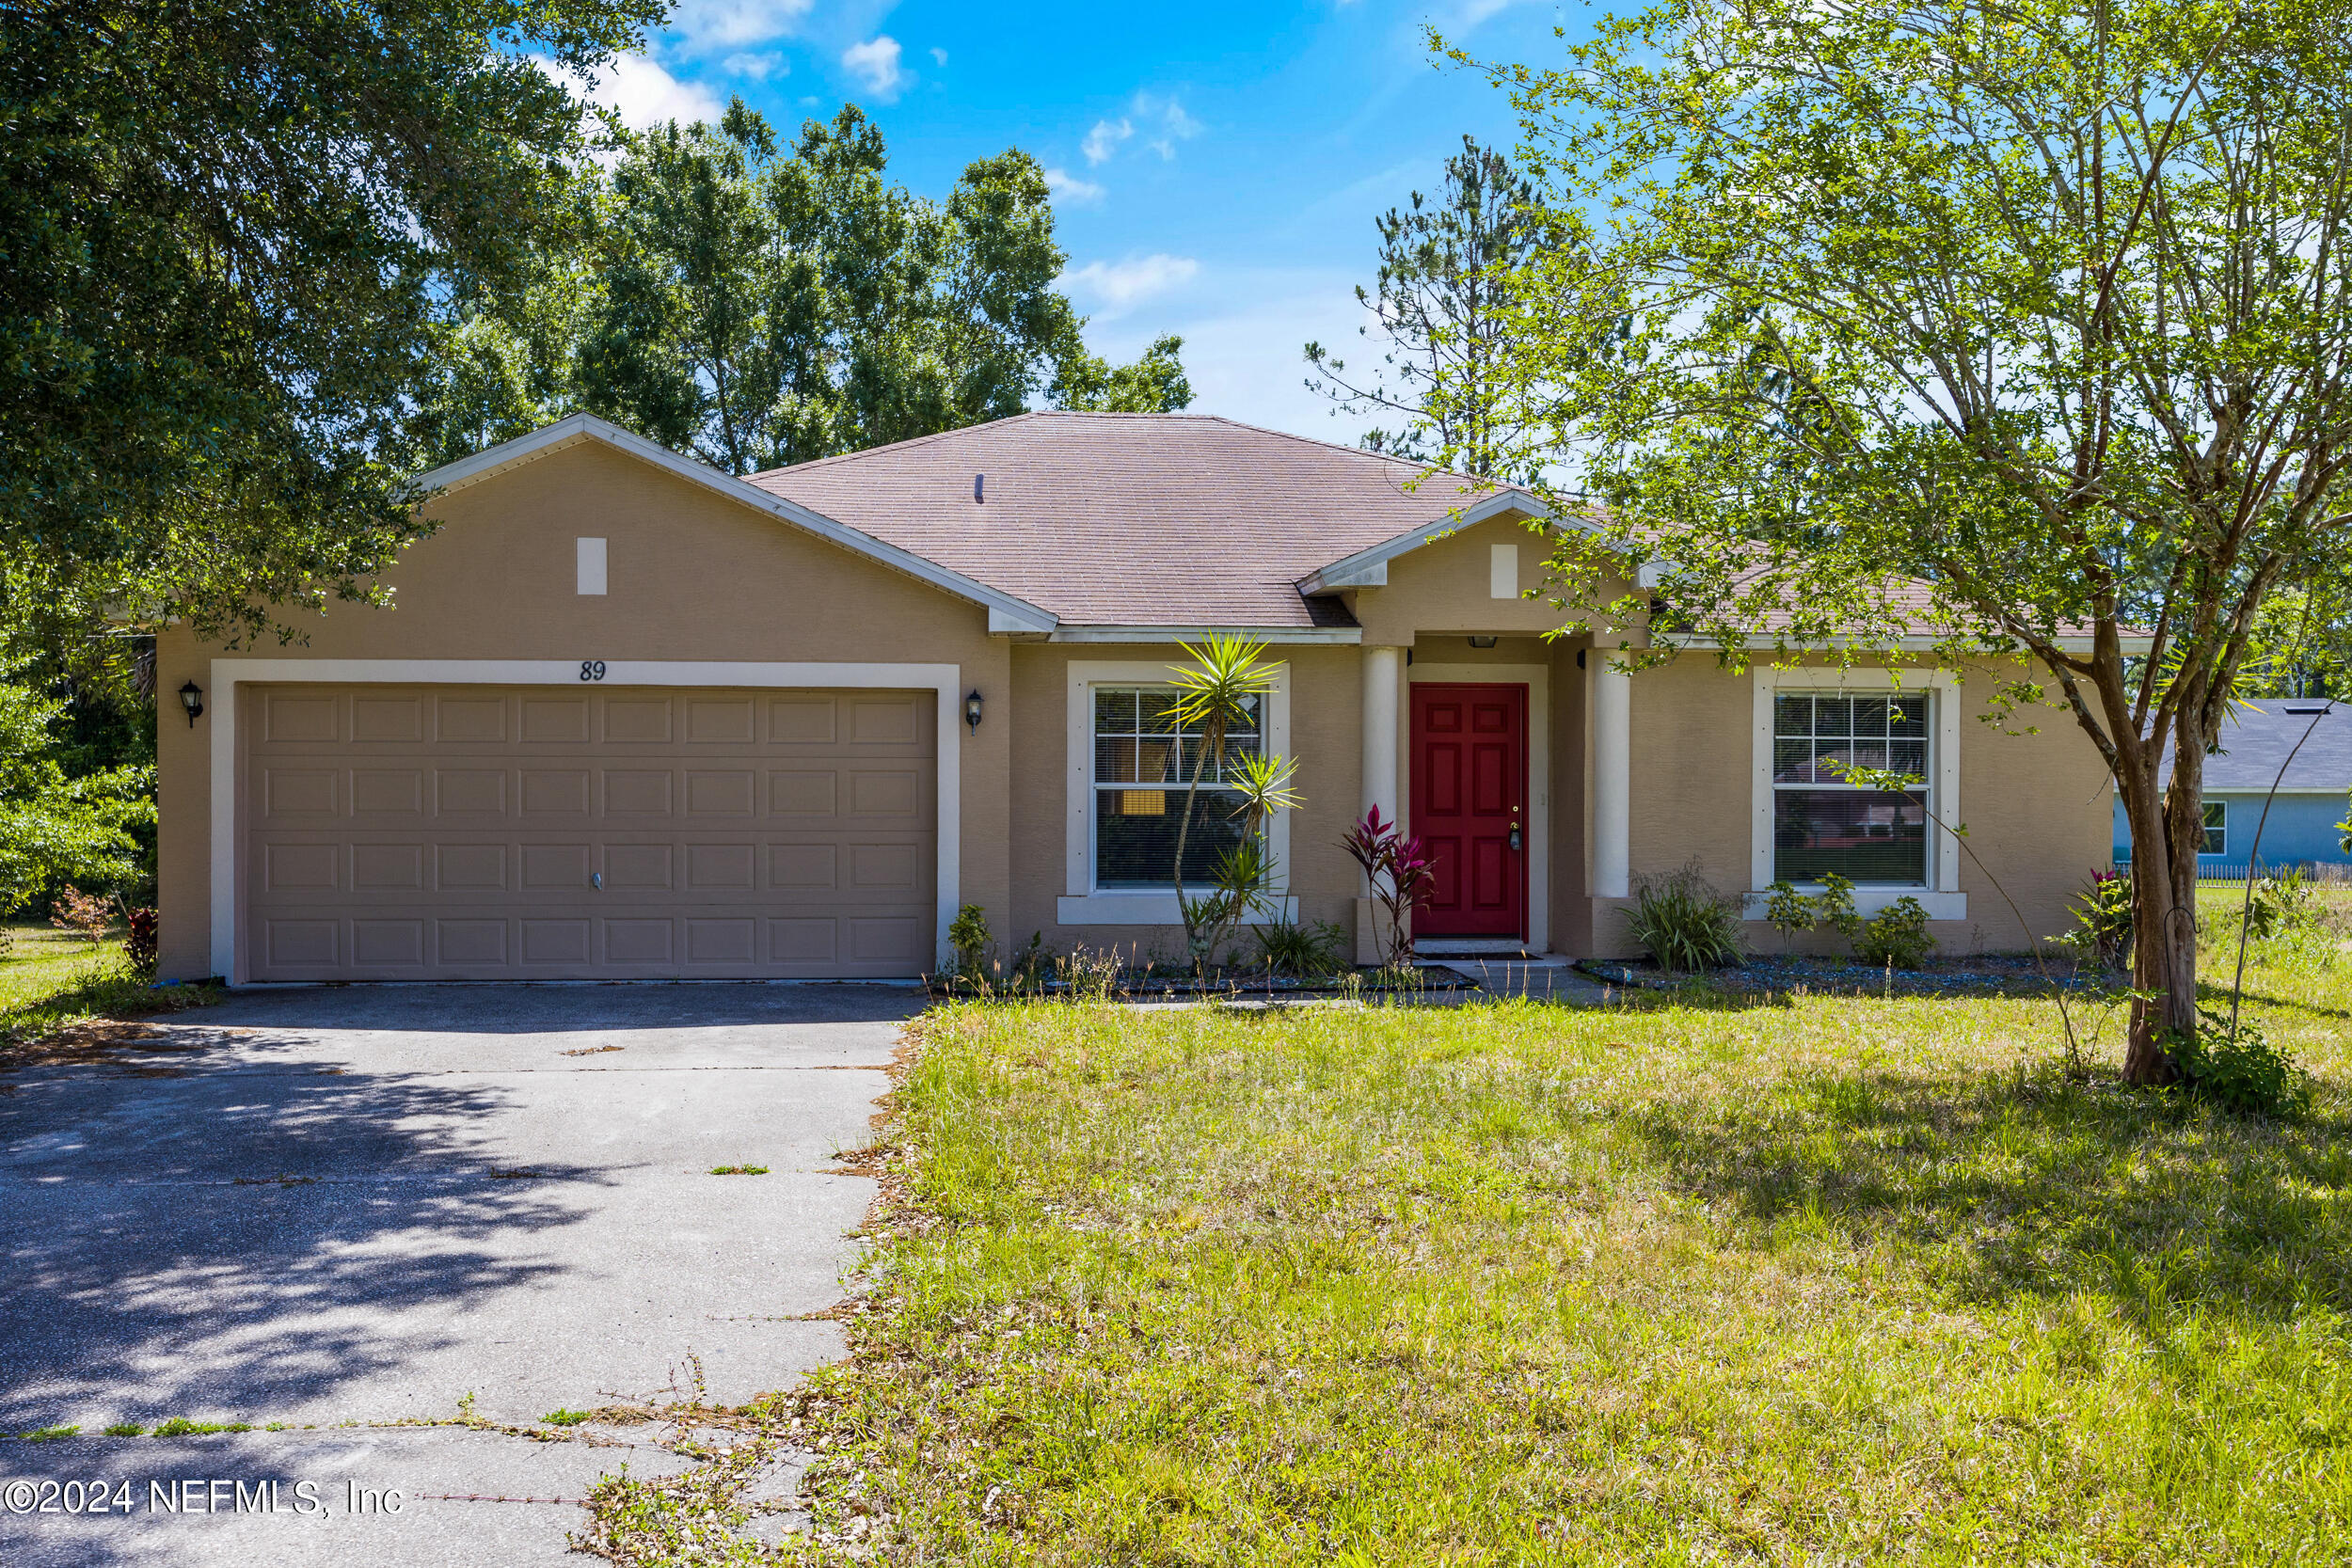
(1304, 137, 1559, 479)
(0, 0, 660, 643)
(0, 662, 152, 914)
(1446, 0, 2352, 1082)
(1056, 335, 1194, 414)
(406, 103, 1192, 476)
(2235, 570, 2352, 700)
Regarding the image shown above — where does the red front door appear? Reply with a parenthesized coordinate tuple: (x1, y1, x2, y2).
(1410, 683, 1528, 939)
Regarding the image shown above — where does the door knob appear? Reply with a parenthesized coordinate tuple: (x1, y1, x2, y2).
(591, 872, 603, 890)
(1509, 826, 1522, 852)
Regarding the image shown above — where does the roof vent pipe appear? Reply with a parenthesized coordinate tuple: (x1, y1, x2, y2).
(974, 473, 984, 504)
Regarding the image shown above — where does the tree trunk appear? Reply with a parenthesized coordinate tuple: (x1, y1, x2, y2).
(2115, 735, 2201, 1084)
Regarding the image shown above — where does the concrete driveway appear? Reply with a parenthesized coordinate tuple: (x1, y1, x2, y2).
(0, 983, 916, 1565)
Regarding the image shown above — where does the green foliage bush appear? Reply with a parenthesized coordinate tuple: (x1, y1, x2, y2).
(2051, 869, 2135, 969)
(1853, 895, 1936, 970)
(2245, 868, 2320, 941)
(1762, 879, 1818, 941)
(2168, 1008, 2313, 1119)
(1254, 920, 1345, 976)
(1625, 863, 1744, 973)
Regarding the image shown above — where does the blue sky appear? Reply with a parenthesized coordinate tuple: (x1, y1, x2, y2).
(559, 1, 1579, 442)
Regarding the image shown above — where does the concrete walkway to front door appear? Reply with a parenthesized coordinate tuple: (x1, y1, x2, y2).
(0, 983, 913, 1566)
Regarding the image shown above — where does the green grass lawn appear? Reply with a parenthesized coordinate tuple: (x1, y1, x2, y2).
(0, 922, 209, 1049)
(628, 908, 2352, 1568)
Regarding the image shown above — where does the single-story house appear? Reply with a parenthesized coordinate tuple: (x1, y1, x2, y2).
(2112, 698, 2350, 876)
(153, 412, 2123, 984)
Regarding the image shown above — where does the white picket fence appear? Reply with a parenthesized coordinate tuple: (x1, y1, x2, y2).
(2188, 862, 2352, 887)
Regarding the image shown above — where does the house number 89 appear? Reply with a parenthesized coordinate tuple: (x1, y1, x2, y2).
(580, 660, 607, 682)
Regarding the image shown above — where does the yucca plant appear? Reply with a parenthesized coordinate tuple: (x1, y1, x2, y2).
(1166, 639, 1300, 974)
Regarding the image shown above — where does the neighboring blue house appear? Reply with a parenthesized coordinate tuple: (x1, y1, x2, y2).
(2113, 698, 2352, 875)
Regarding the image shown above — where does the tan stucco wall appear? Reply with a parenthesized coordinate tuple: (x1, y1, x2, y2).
(155, 439, 1011, 980)
(1581, 652, 2113, 960)
(1346, 516, 1632, 646)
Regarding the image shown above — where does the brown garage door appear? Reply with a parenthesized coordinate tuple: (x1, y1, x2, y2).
(243, 685, 937, 981)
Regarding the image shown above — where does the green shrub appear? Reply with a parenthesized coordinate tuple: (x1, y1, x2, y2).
(946, 903, 991, 977)
(1762, 879, 1819, 941)
(2168, 1009, 2313, 1118)
(1853, 895, 1936, 970)
(2052, 869, 2134, 968)
(1255, 919, 1344, 976)
(2245, 868, 2320, 941)
(1814, 872, 1864, 941)
(1625, 863, 1744, 973)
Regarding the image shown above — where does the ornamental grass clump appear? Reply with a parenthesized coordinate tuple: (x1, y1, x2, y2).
(1624, 862, 1742, 973)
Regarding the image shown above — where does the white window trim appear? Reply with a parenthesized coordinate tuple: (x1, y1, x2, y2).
(1059, 658, 1294, 927)
(209, 658, 963, 983)
(1745, 667, 1966, 921)
(2201, 800, 2228, 857)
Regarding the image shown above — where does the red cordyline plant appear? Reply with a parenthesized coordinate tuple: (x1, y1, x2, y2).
(1343, 807, 1437, 969)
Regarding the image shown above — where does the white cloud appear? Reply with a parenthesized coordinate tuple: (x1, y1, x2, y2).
(1134, 92, 1202, 158)
(1061, 254, 1202, 315)
(930, 46, 949, 66)
(723, 51, 787, 79)
(841, 36, 906, 100)
(1044, 166, 1106, 207)
(1082, 93, 1202, 167)
(670, 0, 815, 52)
(535, 54, 723, 131)
(1082, 118, 1133, 166)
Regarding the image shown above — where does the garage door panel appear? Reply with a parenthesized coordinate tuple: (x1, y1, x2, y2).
(266, 919, 340, 967)
(266, 694, 341, 743)
(437, 920, 507, 966)
(521, 769, 590, 816)
(686, 770, 755, 816)
(605, 920, 674, 964)
(353, 769, 424, 816)
(771, 917, 836, 962)
(353, 844, 423, 890)
(604, 844, 675, 888)
(603, 769, 675, 815)
(521, 697, 590, 743)
(604, 699, 674, 743)
(436, 770, 507, 816)
(352, 696, 422, 743)
(354, 920, 425, 966)
(246, 684, 935, 980)
(848, 770, 921, 816)
(771, 698, 835, 743)
(264, 769, 340, 818)
(264, 842, 340, 892)
(436, 696, 507, 742)
(686, 843, 756, 890)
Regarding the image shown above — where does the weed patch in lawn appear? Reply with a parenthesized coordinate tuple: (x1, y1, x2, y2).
(710, 1164, 770, 1176)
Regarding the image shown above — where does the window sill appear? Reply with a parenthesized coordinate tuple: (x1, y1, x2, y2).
(1057, 893, 1300, 927)
(1742, 888, 1966, 921)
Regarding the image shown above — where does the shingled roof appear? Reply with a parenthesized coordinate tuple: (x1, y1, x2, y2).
(745, 411, 1540, 629)
(2162, 700, 2352, 792)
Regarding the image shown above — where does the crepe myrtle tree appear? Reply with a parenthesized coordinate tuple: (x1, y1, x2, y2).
(1165, 638, 1300, 974)
(1441, 0, 2352, 1083)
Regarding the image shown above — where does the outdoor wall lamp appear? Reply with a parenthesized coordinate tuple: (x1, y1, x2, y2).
(179, 680, 205, 727)
(964, 689, 984, 734)
(1468, 635, 1499, 649)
